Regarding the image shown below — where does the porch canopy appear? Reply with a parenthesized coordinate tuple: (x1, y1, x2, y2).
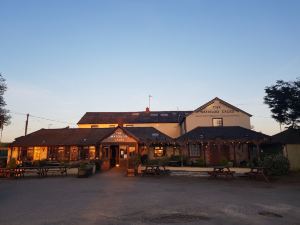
(176, 126, 269, 166)
(177, 126, 269, 144)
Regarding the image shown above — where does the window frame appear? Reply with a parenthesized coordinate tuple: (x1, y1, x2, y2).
(153, 146, 165, 157)
(212, 118, 223, 127)
(188, 144, 201, 157)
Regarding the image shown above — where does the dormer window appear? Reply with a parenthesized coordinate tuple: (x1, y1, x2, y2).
(160, 113, 168, 117)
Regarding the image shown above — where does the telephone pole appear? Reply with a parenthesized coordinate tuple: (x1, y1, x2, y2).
(25, 113, 29, 136)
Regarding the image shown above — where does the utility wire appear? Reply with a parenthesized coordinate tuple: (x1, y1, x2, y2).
(10, 111, 77, 126)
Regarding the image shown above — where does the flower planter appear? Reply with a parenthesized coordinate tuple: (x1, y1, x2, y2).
(77, 166, 93, 178)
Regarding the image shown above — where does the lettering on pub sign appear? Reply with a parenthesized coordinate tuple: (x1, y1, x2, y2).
(201, 105, 235, 114)
(102, 128, 136, 143)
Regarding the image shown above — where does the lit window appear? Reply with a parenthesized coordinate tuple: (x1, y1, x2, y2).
(57, 146, 65, 161)
(154, 146, 165, 157)
(80, 146, 89, 160)
(212, 118, 223, 127)
(70, 146, 78, 161)
(89, 146, 96, 160)
(27, 147, 34, 161)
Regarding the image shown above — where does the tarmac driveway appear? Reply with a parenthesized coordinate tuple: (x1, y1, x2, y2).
(0, 169, 300, 225)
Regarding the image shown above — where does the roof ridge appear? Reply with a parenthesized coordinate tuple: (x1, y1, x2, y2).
(192, 97, 252, 117)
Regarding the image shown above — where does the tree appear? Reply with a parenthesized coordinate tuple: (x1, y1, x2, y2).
(264, 78, 300, 128)
(0, 73, 11, 129)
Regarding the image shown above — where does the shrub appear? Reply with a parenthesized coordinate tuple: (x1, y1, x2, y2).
(261, 154, 290, 176)
(227, 161, 234, 167)
(219, 157, 228, 166)
(169, 155, 181, 162)
(141, 154, 148, 165)
(7, 158, 17, 169)
(147, 157, 169, 166)
(192, 159, 205, 167)
(78, 162, 94, 178)
(91, 160, 102, 171)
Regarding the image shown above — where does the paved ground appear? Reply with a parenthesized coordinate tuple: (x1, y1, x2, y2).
(1, 169, 300, 225)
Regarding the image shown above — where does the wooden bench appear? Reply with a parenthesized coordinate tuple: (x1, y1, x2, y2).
(245, 167, 269, 182)
(208, 166, 235, 179)
(42, 167, 68, 177)
(142, 165, 170, 176)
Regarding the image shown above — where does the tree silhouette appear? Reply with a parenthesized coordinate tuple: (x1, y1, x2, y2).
(264, 78, 300, 128)
(0, 73, 11, 129)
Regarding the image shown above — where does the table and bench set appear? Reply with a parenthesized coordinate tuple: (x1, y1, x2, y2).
(206, 166, 269, 182)
(140, 165, 270, 182)
(0, 163, 68, 178)
(141, 165, 171, 176)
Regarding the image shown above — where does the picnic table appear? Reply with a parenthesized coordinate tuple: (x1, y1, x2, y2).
(207, 166, 235, 179)
(0, 166, 68, 178)
(245, 167, 269, 182)
(142, 165, 170, 176)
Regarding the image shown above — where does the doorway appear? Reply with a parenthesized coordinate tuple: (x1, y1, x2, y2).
(110, 145, 119, 168)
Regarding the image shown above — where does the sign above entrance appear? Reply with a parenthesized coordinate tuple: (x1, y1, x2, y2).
(102, 128, 137, 143)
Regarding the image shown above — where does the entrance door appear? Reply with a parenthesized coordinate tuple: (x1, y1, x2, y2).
(110, 145, 119, 167)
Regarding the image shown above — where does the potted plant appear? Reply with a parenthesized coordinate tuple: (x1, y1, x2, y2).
(78, 162, 93, 178)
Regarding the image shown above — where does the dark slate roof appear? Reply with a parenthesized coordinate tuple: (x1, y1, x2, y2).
(177, 126, 269, 142)
(271, 128, 300, 144)
(11, 128, 115, 147)
(10, 127, 174, 147)
(77, 111, 192, 124)
(125, 127, 174, 143)
(193, 97, 252, 117)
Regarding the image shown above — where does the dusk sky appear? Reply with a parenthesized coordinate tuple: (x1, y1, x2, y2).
(1, 0, 299, 142)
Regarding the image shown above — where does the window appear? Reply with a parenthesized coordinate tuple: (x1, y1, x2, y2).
(160, 113, 169, 117)
(154, 146, 165, 157)
(189, 144, 201, 157)
(80, 146, 89, 160)
(212, 118, 223, 127)
(57, 147, 65, 161)
(119, 145, 127, 159)
(27, 147, 34, 161)
(89, 146, 96, 160)
(70, 146, 78, 161)
(48, 147, 57, 160)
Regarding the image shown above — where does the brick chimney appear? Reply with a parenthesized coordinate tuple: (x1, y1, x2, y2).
(145, 107, 150, 113)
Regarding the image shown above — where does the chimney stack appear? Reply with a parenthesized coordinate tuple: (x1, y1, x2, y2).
(145, 107, 150, 113)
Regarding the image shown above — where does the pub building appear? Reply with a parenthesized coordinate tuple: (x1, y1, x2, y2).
(8, 97, 269, 168)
